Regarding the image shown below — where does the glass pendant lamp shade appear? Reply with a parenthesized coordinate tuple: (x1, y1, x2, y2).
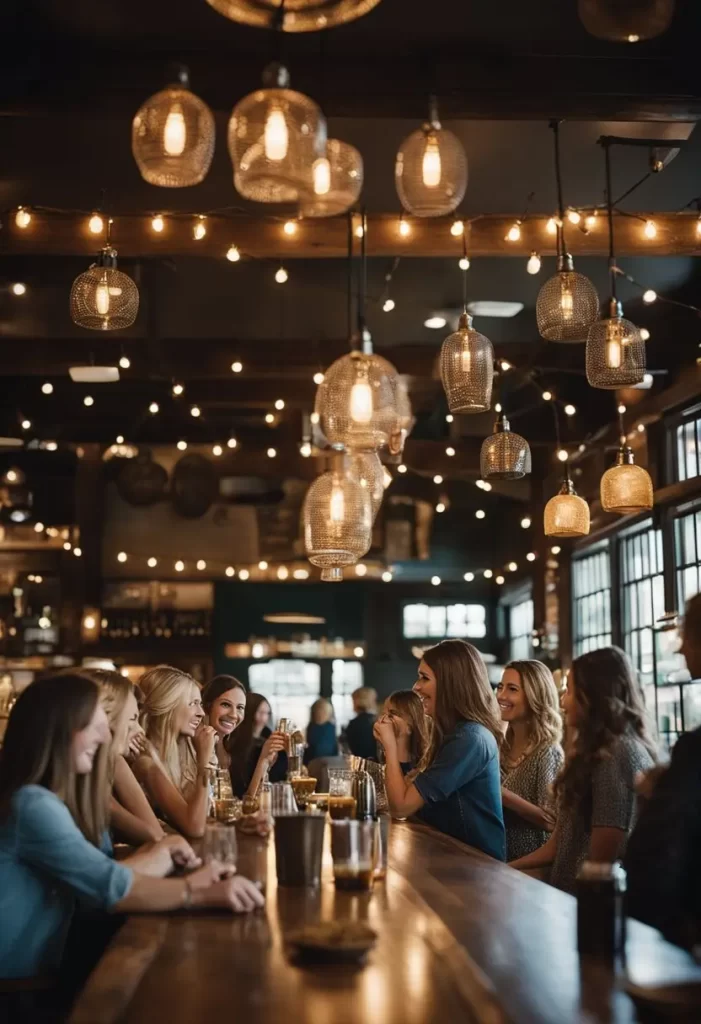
(536, 254, 599, 342)
(440, 313, 494, 414)
(70, 248, 139, 331)
(315, 345, 401, 452)
(299, 139, 363, 218)
(544, 479, 590, 538)
(578, 0, 675, 41)
(304, 451, 373, 581)
(132, 69, 215, 188)
(349, 451, 384, 521)
(586, 300, 646, 389)
(387, 377, 413, 456)
(229, 62, 326, 204)
(601, 446, 653, 515)
(395, 102, 467, 218)
(480, 416, 532, 480)
(206, 0, 382, 31)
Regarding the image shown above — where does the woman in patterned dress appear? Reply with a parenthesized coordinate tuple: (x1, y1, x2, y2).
(497, 660, 564, 860)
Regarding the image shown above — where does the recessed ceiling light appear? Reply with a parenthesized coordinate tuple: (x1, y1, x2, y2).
(424, 316, 447, 329)
(467, 301, 524, 318)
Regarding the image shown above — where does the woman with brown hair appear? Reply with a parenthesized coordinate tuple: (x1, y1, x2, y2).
(510, 646, 657, 891)
(374, 640, 505, 859)
(497, 660, 564, 860)
(201, 674, 248, 771)
(228, 693, 286, 798)
(381, 690, 431, 772)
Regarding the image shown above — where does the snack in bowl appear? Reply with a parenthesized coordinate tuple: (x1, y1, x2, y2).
(285, 921, 378, 965)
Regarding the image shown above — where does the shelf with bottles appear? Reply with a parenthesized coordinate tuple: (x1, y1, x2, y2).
(99, 609, 212, 642)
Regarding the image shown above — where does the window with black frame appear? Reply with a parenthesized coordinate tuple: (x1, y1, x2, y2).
(619, 521, 664, 717)
(572, 542, 612, 657)
(509, 598, 534, 661)
(674, 407, 701, 482)
(667, 504, 701, 744)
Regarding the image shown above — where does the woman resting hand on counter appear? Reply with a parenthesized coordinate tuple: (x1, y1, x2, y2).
(374, 639, 505, 860)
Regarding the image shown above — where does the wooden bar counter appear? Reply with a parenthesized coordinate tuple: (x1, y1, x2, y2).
(70, 823, 701, 1024)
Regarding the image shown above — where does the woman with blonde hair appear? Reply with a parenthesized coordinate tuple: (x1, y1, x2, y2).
(374, 640, 505, 859)
(132, 665, 216, 838)
(496, 660, 564, 860)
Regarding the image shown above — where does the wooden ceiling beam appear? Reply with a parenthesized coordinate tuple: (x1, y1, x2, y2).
(3, 213, 700, 259)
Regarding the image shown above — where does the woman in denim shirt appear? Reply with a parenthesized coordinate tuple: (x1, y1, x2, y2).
(374, 640, 505, 860)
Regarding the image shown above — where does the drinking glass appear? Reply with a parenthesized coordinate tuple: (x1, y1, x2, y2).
(330, 820, 376, 891)
(289, 775, 317, 809)
(374, 813, 391, 880)
(214, 796, 242, 824)
(270, 781, 298, 817)
(202, 822, 238, 868)
(328, 769, 355, 796)
(237, 836, 269, 894)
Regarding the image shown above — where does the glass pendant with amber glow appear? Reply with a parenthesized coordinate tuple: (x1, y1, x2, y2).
(70, 248, 139, 332)
(304, 450, 373, 581)
(586, 300, 645, 389)
(536, 252, 599, 343)
(206, 0, 383, 32)
(395, 98, 467, 217)
(601, 445, 653, 515)
(480, 415, 531, 481)
(544, 478, 590, 538)
(349, 451, 384, 521)
(300, 139, 363, 218)
(229, 62, 326, 204)
(578, 0, 674, 42)
(132, 68, 215, 188)
(440, 313, 493, 414)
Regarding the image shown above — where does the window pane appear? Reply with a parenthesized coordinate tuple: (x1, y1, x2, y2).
(403, 604, 429, 639)
(427, 606, 446, 637)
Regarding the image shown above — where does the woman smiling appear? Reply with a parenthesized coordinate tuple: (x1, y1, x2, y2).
(201, 675, 247, 771)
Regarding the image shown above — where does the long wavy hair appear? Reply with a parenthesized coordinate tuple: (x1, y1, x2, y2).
(386, 689, 431, 770)
(555, 646, 657, 823)
(227, 693, 271, 795)
(201, 674, 247, 756)
(501, 660, 563, 757)
(421, 640, 503, 765)
(138, 665, 201, 791)
(0, 674, 108, 845)
(77, 667, 135, 776)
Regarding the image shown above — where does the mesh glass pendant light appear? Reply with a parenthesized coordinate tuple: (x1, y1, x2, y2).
(299, 140, 363, 218)
(132, 68, 215, 188)
(601, 444, 653, 514)
(537, 122, 598, 342)
(70, 247, 139, 331)
(206, 0, 382, 31)
(229, 62, 326, 204)
(349, 451, 384, 521)
(480, 415, 532, 481)
(395, 97, 467, 218)
(387, 377, 413, 456)
(440, 312, 494, 413)
(304, 450, 373, 581)
(544, 477, 590, 538)
(578, 0, 674, 42)
(586, 141, 646, 389)
(315, 343, 401, 452)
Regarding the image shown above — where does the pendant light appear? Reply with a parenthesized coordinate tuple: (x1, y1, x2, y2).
(70, 228, 139, 332)
(395, 97, 467, 218)
(132, 67, 215, 188)
(578, 0, 675, 42)
(229, 62, 326, 204)
(600, 408, 653, 514)
(440, 238, 494, 413)
(536, 122, 598, 342)
(349, 451, 384, 521)
(388, 377, 413, 456)
(544, 477, 591, 538)
(315, 213, 406, 451)
(205, 0, 383, 32)
(480, 414, 531, 481)
(586, 140, 646, 389)
(300, 139, 364, 218)
(304, 450, 373, 581)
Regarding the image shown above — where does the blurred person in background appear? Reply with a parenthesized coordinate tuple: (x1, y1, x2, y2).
(345, 686, 379, 760)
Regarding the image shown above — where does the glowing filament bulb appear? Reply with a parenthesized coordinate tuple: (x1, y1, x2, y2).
(193, 217, 206, 240)
(163, 104, 186, 156)
(15, 207, 31, 229)
(459, 340, 472, 374)
(151, 215, 164, 233)
(399, 219, 410, 237)
(95, 273, 110, 316)
(329, 484, 345, 523)
(560, 280, 574, 320)
(527, 252, 541, 275)
(349, 376, 373, 424)
(546, 217, 557, 236)
(422, 134, 442, 188)
(89, 213, 104, 235)
(506, 222, 521, 242)
(605, 321, 626, 369)
(264, 107, 289, 162)
(313, 157, 331, 195)
(643, 219, 657, 239)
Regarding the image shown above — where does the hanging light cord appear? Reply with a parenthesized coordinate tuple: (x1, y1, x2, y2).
(604, 139, 617, 302)
(358, 208, 368, 336)
(550, 120, 566, 261)
(462, 231, 469, 312)
(346, 211, 355, 342)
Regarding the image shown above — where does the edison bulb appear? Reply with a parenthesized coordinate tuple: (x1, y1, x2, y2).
(95, 274, 110, 316)
(264, 107, 289, 162)
(119, 355, 131, 369)
(383, 298, 395, 312)
(163, 105, 187, 156)
(399, 219, 410, 237)
(459, 256, 470, 271)
(422, 134, 442, 187)
(643, 289, 657, 304)
(560, 280, 574, 320)
(349, 377, 373, 424)
(226, 245, 241, 263)
(283, 220, 298, 237)
(89, 213, 104, 235)
(546, 217, 557, 235)
(506, 222, 521, 242)
(450, 219, 464, 237)
(567, 209, 581, 225)
(15, 207, 31, 229)
(460, 341, 472, 375)
(605, 321, 626, 369)
(275, 266, 288, 284)
(193, 218, 206, 240)
(329, 485, 345, 523)
(313, 156, 331, 196)
(527, 252, 541, 275)
(11, 282, 26, 296)
(643, 220, 657, 240)
(151, 215, 165, 233)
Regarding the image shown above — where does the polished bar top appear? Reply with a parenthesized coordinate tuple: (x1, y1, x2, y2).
(70, 822, 701, 1024)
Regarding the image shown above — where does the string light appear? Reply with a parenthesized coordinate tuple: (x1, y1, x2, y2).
(527, 252, 542, 275)
(227, 437, 238, 449)
(557, 449, 569, 462)
(398, 217, 411, 237)
(225, 566, 235, 577)
(542, 390, 553, 401)
(495, 403, 502, 413)
(508, 561, 518, 572)
(212, 444, 223, 456)
(551, 545, 561, 555)
(397, 464, 407, 474)
(484, 569, 493, 578)
(526, 552, 536, 562)
(637, 423, 646, 433)
(355, 563, 368, 576)
(499, 360, 512, 371)
(15, 207, 31, 229)
(190, 405, 201, 417)
(11, 283, 27, 296)
(521, 516, 531, 528)
(564, 403, 576, 416)
(89, 213, 104, 235)
(481, 481, 492, 492)
(177, 440, 188, 451)
(231, 361, 243, 373)
(354, 223, 364, 239)
(265, 413, 275, 424)
(446, 446, 456, 457)
(275, 399, 285, 411)
(585, 214, 597, 229)
(433, 474, 443, 484)
(382, 571, 393, 582)
(147, 557, 158, 568)
(117, 551, 127, 563)
(431, 575, 441, 586)
(475, 509, 486, 519)
(151, 215, 165, 233)
(239, 569, 250, 580)
(299, 442, 312, 457)
(275, 266, 288, 284)
(445, 414, 454, 423)
(313, 372, 325, 384)
(21, 419, 31, 430)
(258, 560, 269, 570)
(283, 220, 298, 236)
(149, 402, 159, 414)
(459, 256, 470, 271)
(451, 219, 464, 237)
(383, 298, 396, 312)
(41, 382, 53, 395)
(226, 245, 241, 263)
(119, 355, 131, 369)
(116, 435, 124, 444)
(83, 395, 94, 407)
(172, 560, 184, 572)
(506, 221, 522, 242)
(464, 572, 474, 581)
(267, 447, 277, 458)
(294, 568, 310, 580)
(642, 289, 657, 304)
(640, 328, 650, 341)
(277, 566, 289, 579)
(643, 219, 657, 239)
(197, 560, 207, 570)
(618, 403, 627, 414)
(567, 209, 581, 225)
(495, 575, 505, 585)
(435, 502, 446, 513)
(172, 382, 184, 396)
(193, 216, 207, 240)
(546, 217, 558, 235)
